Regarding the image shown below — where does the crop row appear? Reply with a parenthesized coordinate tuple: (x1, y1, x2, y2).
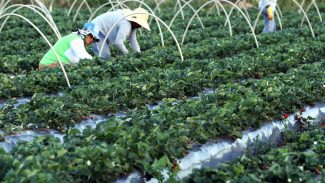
(0, 60, 323, 182)
(1, 36, 324, 132)
(0, 24, 324, 98)
(184, 125, 325, 183)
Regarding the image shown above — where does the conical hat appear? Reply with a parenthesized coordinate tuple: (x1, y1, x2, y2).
(122, 8, 150, 31)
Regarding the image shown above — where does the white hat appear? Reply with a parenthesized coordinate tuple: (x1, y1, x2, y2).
(122, 8, 150, 31)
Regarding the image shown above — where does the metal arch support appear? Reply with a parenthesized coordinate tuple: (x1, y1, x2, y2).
(73, 0, 85, 21)
(89, 0, 165, 47)
(242, 0, 251, 22)
(108, 0, 116, 11)
(207, 1, 221, 16)
(33, 0, 58, 28)
(5, 0, 57, 29)
(84, 0, 92, 14)
(0, 4, 61, 38)
(300, 0, 322, 27)
(154, 0, 161, 13)
(299, 0, 305, 14)
(214, 1, 233, 37)
(137, 0, 144, 8)
(67, 0, 78, 16)
(4, 0, 55, 23)
(168, 0, 204, 29)
(0, 0, 4, 9)
(73, 0, 92, 22)
(253, 4, 283, 32)
(0, 13, 71, 88)
(153, 0, 165, 15)
(276, 3, 283, 17)
(87, 1, 131, 22)
(290, 0, 315, 37)
(49, 0, 55, 12)
(182, 0, 259, 48)
(225, 0, 251, 26)
(175, 0, 184, 20)
(99, 12, 184, 62)
(203, 0, 233, 37)
(0, 0, 15, 14)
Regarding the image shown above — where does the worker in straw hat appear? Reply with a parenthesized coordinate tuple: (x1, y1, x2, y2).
(258, 0, 277, 33)
(90, 7, 150, 59)
(39, 23, 100, 70)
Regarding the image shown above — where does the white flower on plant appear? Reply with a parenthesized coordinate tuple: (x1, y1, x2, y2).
(298, 166, 304, 171)
(314, 141, 318, 145)
(288, 178, 292, 182)
(299, 178, 303, 182)
(87, 160, 91, 166)
(125, 118, 132, 122)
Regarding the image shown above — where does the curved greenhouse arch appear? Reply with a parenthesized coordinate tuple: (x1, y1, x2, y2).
(276, 3, 283, 18)
(88, 0, 165, 46)
(300, 0, 322, 27)
(182, 0, 259, 47)
(224, 0, 251, 25)
(99, 12, 184, 62)
(0, 4, 61, 38)
(152, 0, 162, 13)
(0, 13, 71, 88)
(290, 0, 315, 37)
(152, 0, 165, 14)
(67, 0, 92, 17)
(253, 4, 283, 32)
(169, 0, 233, 36)
(72, 0, 94, 21)
(0, 0, 16, 13)
(168, 0, 204, 29)
(87, 1, 130, 22)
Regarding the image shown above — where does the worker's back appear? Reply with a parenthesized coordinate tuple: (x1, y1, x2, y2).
(92, 9, 131, 44)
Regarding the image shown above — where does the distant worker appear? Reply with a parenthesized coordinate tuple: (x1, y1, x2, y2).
(91, 8, 150, 59)
(258, 0, 277, 33)
(39, 23, 100, 70)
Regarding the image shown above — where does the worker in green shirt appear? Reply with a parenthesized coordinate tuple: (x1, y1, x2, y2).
(39, 23, 100, 70)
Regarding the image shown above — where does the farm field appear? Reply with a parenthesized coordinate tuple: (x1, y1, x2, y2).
(0, 0, 324, 182)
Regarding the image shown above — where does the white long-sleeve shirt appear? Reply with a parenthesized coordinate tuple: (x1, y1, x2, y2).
(91, 9, 141, 54)
(258, 0, 277, 10)
(66, 37, 92, 64)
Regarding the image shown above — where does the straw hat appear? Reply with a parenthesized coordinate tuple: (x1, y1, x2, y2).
(122, 8, 150, 31)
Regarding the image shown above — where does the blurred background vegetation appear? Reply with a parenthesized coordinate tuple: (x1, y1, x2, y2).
(3, 0, 319, 10)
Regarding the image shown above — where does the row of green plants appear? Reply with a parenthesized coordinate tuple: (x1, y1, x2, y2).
(1, 34, 324, 132)
(0, 60, 323, 182)
(0, 5, 324, 182)
(0, 23, 324, 98)
(0, 7, 323, 74)
(183, 123, 325, 183)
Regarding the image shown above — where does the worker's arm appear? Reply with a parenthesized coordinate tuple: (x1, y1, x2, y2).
(114, 23, 131, 55)
(128, 30, 141, 53)
(70, 38, 92, 64)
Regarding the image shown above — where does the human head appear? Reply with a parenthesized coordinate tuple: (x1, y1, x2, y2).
(122, 8, 150, 31)
(81, 22, 101, 44)
(84, 34, 95, 46)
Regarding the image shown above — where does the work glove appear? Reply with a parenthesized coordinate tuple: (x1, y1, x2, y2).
(267, 6, 273, 20)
